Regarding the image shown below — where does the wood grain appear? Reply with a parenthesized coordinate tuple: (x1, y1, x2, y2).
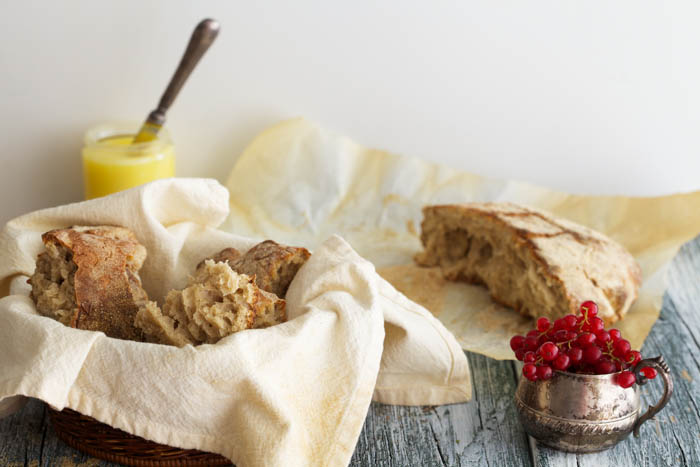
(2, 235, 700, 466)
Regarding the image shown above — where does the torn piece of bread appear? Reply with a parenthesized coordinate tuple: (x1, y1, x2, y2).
(200, 240, 311, 298)
(136, 260, 286, 346)
(415, 203, 641, 324)
(28, 226, 148, 341)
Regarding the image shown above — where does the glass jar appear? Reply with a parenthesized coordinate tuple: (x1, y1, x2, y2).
(82, 122, 176, 199)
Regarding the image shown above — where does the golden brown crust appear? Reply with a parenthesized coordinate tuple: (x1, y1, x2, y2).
(203, 240, 311, 298)
(32, 226, 148, 341)
(415, 203, 641, 324)
(196, 247, 241, 270)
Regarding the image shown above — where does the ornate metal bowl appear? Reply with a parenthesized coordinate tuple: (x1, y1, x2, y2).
(514, 356, 673, 453)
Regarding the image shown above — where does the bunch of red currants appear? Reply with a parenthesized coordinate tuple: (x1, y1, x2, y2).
(510, 301, 657, 388)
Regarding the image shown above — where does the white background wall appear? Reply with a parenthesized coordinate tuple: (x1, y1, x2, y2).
(1, 1, 699, 224)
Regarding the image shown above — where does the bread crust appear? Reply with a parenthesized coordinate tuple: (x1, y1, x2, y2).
(196, 247, 241, 270)
(415, 203, 642, 324)
(201, 240, 311, 298)
(29, 226, 148, 341)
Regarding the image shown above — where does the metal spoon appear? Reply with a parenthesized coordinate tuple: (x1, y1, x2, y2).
(132, 18, 220, 144)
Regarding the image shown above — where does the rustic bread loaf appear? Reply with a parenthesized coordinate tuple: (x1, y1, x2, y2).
(135, 260, 286, 346)
(200, 240, 311, 298)
(28, 226, 148, 341)
(415, 203, 641, 324)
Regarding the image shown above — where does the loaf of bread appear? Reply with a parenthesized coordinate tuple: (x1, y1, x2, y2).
(28, 226, 148, 341)
(135, 260, 286, 346)
(415, 203, 641, 324)
(199, 240, 311, 298)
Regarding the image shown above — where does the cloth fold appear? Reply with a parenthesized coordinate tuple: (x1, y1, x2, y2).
(0, 178, 470, 466)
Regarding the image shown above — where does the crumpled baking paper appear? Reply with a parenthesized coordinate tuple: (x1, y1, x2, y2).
(223, 118, 700, 359)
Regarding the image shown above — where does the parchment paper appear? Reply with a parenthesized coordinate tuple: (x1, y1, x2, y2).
(223, 118, 700, 359)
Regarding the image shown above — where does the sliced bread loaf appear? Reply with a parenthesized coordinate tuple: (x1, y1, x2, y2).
(415, 203, 641, 324)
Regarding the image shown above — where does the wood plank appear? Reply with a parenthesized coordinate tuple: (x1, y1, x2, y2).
(0, 397, 46, 467)
(350, 352, 531, 467)
(349, 403, 451, 466)
(458, 355, 531, 467)
(0, 398, 117, 467)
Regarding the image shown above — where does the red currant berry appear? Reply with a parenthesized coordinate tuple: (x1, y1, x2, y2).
(583, 345, 602, 364)
(523, 351, 536, 363)
(568, 347, 584, 365)
(510, 335, 525, 351)
(595, 331, 611, 346)
(560, 314, 576, 330)
(523, 336, 539, 351)
(625, 350, 641, 367)
(523, 363, 538, 381)
(536, 317, 550, 332)
(537, 365, 553, 380)
(609, 329, 622, 341)
(613, 339, 631, 357)
(526, 330, 539, 338)
(538, 342, 559, 361)
(553, 329, 569, 343)
(553, 354, 571, 371)
(641, 367, 658, 379)
(616, 371, 636, 388)
(596, 359, 616, 374)
(589, 317, 605, 333)
(580, 300, 598, 318)
(515, 348, 527, 361)
(553, 318, 567, 331)
(576, 332, 596, 347)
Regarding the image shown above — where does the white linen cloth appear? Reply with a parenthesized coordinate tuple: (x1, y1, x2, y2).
(0, 178, 470, 466)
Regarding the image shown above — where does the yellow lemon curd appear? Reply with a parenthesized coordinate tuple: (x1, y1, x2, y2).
(82, 126, 175, 199)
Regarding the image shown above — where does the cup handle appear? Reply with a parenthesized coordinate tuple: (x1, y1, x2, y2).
(632, 355, 674, 437)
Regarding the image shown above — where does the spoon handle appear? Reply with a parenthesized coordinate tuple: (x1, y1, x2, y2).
(133, 19, 219, 143)
(152, 18, 220, 123)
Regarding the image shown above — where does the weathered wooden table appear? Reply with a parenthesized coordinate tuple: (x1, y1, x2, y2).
(2, 236, 699, 466)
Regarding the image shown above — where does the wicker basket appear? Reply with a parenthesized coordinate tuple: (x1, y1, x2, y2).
(47, 406, 232, 466)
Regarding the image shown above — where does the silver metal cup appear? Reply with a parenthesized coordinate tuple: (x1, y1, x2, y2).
(514, 356, 673, 453)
